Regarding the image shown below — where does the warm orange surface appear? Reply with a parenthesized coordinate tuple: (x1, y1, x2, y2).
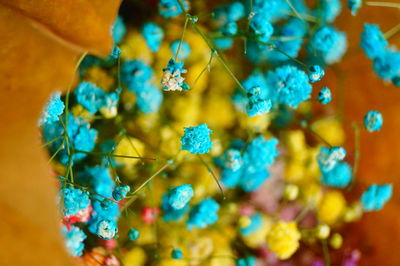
(329, 6, 400, 265)
(0, 1, 121, 265)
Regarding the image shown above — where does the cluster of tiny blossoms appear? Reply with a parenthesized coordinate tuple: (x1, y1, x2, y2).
(38, 0, 397, 265)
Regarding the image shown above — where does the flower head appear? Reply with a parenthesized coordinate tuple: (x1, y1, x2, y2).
(112, 16, 126, 44)
(246, 86, 272, 117)
(318, 87, 332, 104)
(250, 14, 274, 43)
(348, 0, 362, 15)
(239, 213, 263, 236)
(322, 162, 352, 188)
(309, 65, 325, 83)
(136, 85, 163, 114)
(181, 124, 212, 154)
(317, 146, 346, 172)
(360, 24, 387, 59)
(61, 187, 90, 218)
(310, 26, 347, 64)
(112, 184, 131, 201)
(40, 92, 65, 125)
(361, 184, 392, 211)
(364, 110, 383, 132)
(142, 22, 164, 52)
(171, 248, 183, 259)
(187, 198, 220, 229)
(171, 40, 191, 60)
(236, 256, 256, 266)
(159, 0, 188, 18)
(266, 221, 301, 259)
(266, 65, 312, 108)
(128, 228, 140, 241)
(62, 225, 87, 256)
(167, 184, 194, 210)
(121, 60, 153, 92)
(161, 58, 190, 91)
(96, 219, 118, 240)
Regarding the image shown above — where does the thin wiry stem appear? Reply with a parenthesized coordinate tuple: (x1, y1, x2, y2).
(175, 17, 189, 61)
(384, 23, 400, 39)
(121, 161, 172, 212)
(197, 154, 225, 200)
(176, 0, 246, 92)
(284, 0, 305, 22)
(282, 10, 317, 23)
(193, 50, 214, 88)
(48, 138, 65, 163)
(321, 239, 331, 266)
(365, 1, 400, 9)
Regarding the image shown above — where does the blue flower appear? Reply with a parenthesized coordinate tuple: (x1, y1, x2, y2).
(40, 92, 65, 125)
(171, 248, 183, 259)
(110, 46, 121, 60)
(96, 219, 118, 239)
(309, 26, 347, 64)
(214, 37, 234, 50)
(221, 148, 243, 171)
(181, 124, 212, 154)
(142, 22, 164, 52)
(221, 167, 243, 188)
(373, 50, 400, 80)
(317, 146, 346, 172)
(240, 214, 263, 236)
(361, 184, 392, 211)
(161, 58, 189, 91)
(159, 0, 188, 18)
(321, 162, 352, 188)
(62, 225, 86, 257)
(243, 136, 279, 171)
(213, 1, 245, 24)
(348, 0, 362, 15)
(308, 65, 325, 83)
(243, 70, 269, 98)
(221, 21, 238, 36)
(77, 166, 114, 198)
(318, 87, 332, 104)
(266, 65, 312, 108)
(364, 110, 383, 132)
(319, 0, 342, 23)
(171, 40, 191, 60)
(121, 60, 153, 92)
(61, 187, 90, 218)
(187, 198, 220, 229)
(360, 24, 388, 59)
(162, 193, 190, 222)
(136, 85, 163, 114)
(112, 184, 131, 201)
(236, 256, 256, 266)
(246, 86, 272, 117)
(240, 170, 270, 192)
(128, 228, 140, 240)
(250, 14, 274, 43)
(113, 16, 126, 44)
(167, 184, 194, 210)
(74, 82, 106, 114)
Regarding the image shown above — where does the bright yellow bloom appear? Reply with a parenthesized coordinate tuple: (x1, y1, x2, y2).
(124, 247, 146, 266)
(266, 221, 301, 259)
(311, 118, 345, 146)
(114, 137, 145, 167)
(318, 191, 346, 225)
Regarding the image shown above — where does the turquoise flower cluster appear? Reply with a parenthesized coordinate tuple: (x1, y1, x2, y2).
(187, 198, 220, 229)
(121, 60, 163, 113)
(112, 184, 131, 201)
(318, 147, 352, 188)
(159, 0, 188, 18)
(361, 24, 400, 86)
(128, 228, 140, 241)
(318, 87, 332, 104)
(112, 16, 127, 45)
(171, 248, 183, 259)
(181, 124, 213, 154)
(364, 110, 383, 132)
(218, 136, 279, 192)
(240, 213, 263, 236)
(61, 187, 90, 218)
(246, 86, 272, 117)
(62, 225, 87, 256)
(142, 22, 164, 52)
(170, 40, 191, 60)
(361, 184, 393, 211)
(39, 92, 65, 125)
(75, 82, 119, 114)
(166, 184, 194, 210)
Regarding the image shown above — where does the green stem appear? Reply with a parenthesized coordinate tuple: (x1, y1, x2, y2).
(48, 138, 65, 163)
(121, 161, 172, 212)
(42, 134, 63, 147)
(365, 1, 400, 8)
(175, 17, 189, 61)
(284, 0, 305, 22)
(197, 154, 225, 200)
(176, 0, 246, 92)
(384, 23, 400, 39)
(193, 50, 214, 87)
(321, 239, 331, 266)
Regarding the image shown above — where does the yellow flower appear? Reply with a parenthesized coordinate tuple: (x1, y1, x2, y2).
(242, 215, 273, 248)
(311, 118, 345, 146)
(318, 191, 346, 225)
(266, 221, 301, 259)
(120, 31, 153, 64)
(201, 94, 235, 129)
(124, 247, 146, 266)
(114, 137, 145, 167)
(83, 66, 114, 91)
